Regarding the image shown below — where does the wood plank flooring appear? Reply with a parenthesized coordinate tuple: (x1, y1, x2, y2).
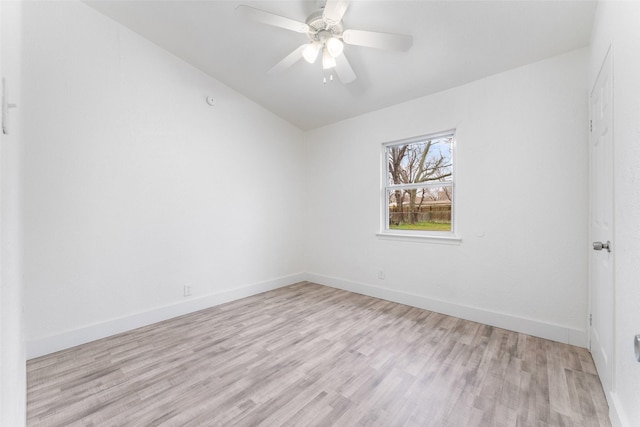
(27, 282, 611, 426)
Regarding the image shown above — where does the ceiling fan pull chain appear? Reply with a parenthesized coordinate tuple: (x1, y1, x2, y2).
(322, 69, 336, 84)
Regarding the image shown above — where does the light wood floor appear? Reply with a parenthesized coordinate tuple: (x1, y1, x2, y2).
(27, 282, 610, 426)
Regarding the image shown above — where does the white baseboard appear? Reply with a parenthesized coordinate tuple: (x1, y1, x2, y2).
(27, 272, 588, 360)
(26, 273, 305, 359)
(607, 391, 632, 427)
(305, 272, 588, 348)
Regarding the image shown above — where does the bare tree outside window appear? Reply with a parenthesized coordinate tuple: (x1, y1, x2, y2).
(384, 132, 454, 232)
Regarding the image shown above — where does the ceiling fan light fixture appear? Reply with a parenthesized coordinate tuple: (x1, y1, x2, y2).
(322, 48, 337, 69)
(326, 37, 344, 58)
(302, 42, 321, 63)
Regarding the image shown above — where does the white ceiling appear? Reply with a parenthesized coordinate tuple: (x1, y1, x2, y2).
(83, 0, 596, 130)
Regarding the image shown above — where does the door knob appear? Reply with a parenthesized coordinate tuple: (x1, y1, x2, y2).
(593, 241, 611, 252)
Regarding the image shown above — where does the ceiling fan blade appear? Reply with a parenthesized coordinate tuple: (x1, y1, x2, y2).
(342, 29, 413, 51)
(334, 54, 356, 84)
(323, 0, 350, 26)
(268, 45, 307, 75)
(236, 5, 309, 33)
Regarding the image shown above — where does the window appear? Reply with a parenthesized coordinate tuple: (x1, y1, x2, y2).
(381, 131, 455, 238)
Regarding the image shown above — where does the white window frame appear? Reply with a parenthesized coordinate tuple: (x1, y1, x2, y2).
(378, 130, 460, 244)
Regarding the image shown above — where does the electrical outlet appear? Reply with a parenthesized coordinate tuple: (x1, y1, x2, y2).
(184, 285, 192, 297)
(378, 270, 385, 280)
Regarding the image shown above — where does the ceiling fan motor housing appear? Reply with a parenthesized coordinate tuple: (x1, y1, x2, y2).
(305, 10, 343, 42)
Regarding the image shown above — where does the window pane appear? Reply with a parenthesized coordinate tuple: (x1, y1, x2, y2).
(387, 185, 453, 232)
(386, 136, 453, 186)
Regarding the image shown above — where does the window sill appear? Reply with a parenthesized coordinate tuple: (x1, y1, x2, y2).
(376, 232, 462, 245)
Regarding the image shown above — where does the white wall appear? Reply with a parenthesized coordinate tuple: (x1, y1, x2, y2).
(305, 49, 589, 346)
(589, 2, 640, 426)
(23, 0, 305, 358)
(1, 0, 26, 425)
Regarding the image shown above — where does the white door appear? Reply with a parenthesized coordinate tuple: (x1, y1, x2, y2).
(589, 47, 614, 395)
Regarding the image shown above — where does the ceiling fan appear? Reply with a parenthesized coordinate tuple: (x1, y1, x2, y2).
(236, 0, 413, 84)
